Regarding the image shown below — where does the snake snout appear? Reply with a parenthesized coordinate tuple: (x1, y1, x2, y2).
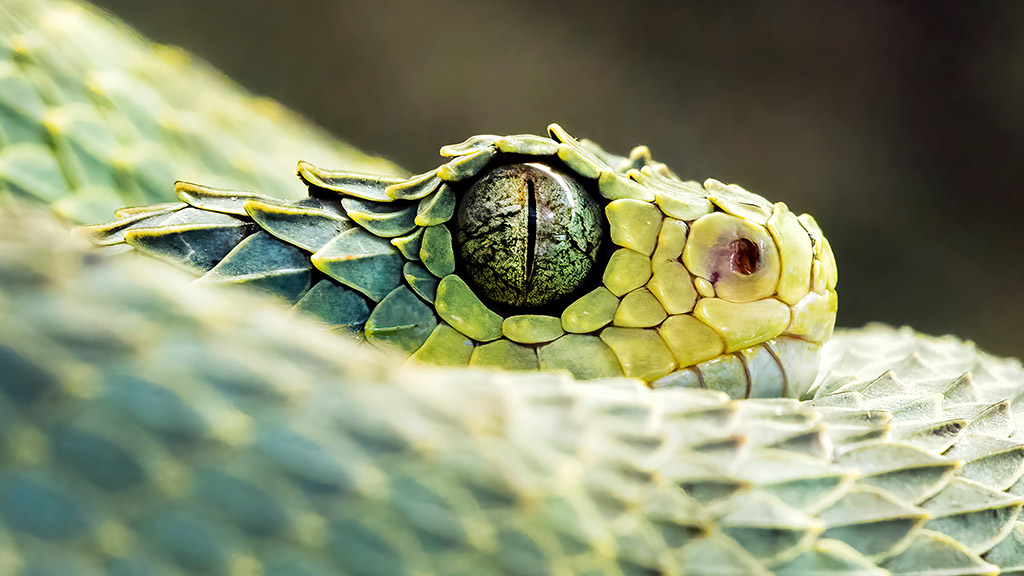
(649, 181, 838, 399)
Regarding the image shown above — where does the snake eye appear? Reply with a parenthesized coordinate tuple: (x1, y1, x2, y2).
(455, 162, 603, 309)
(683, 212, 780, 302)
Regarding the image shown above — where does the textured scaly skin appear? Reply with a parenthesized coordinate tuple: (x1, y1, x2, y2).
(2, 0, 1024, 574)
(81, 124, 838, 393)
(0, 0, 401, 223)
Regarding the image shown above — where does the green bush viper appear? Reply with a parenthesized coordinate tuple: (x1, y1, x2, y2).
(1, 0, 1023, 574)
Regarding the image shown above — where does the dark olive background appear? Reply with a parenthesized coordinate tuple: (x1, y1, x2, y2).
(92, 0, 1024, 358)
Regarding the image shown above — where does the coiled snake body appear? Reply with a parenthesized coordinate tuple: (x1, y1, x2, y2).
(1, 0, 1023, 574)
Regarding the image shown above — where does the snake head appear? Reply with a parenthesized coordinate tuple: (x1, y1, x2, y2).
(82, 124, 837, 399)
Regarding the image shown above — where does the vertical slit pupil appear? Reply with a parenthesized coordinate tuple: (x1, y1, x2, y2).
(730, 238, 759, 275)
(526, 178, 537, 285)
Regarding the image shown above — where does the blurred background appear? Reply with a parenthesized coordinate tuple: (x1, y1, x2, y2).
(92, 0, 1024, 358)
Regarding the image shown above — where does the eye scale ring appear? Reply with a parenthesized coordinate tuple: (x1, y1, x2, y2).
(455, 162, 603, 309)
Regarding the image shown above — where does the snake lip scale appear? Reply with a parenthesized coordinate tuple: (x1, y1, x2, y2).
(1, 0, 1024, 573)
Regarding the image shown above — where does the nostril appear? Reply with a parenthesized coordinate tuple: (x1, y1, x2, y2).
(730, 238, 759, 275)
